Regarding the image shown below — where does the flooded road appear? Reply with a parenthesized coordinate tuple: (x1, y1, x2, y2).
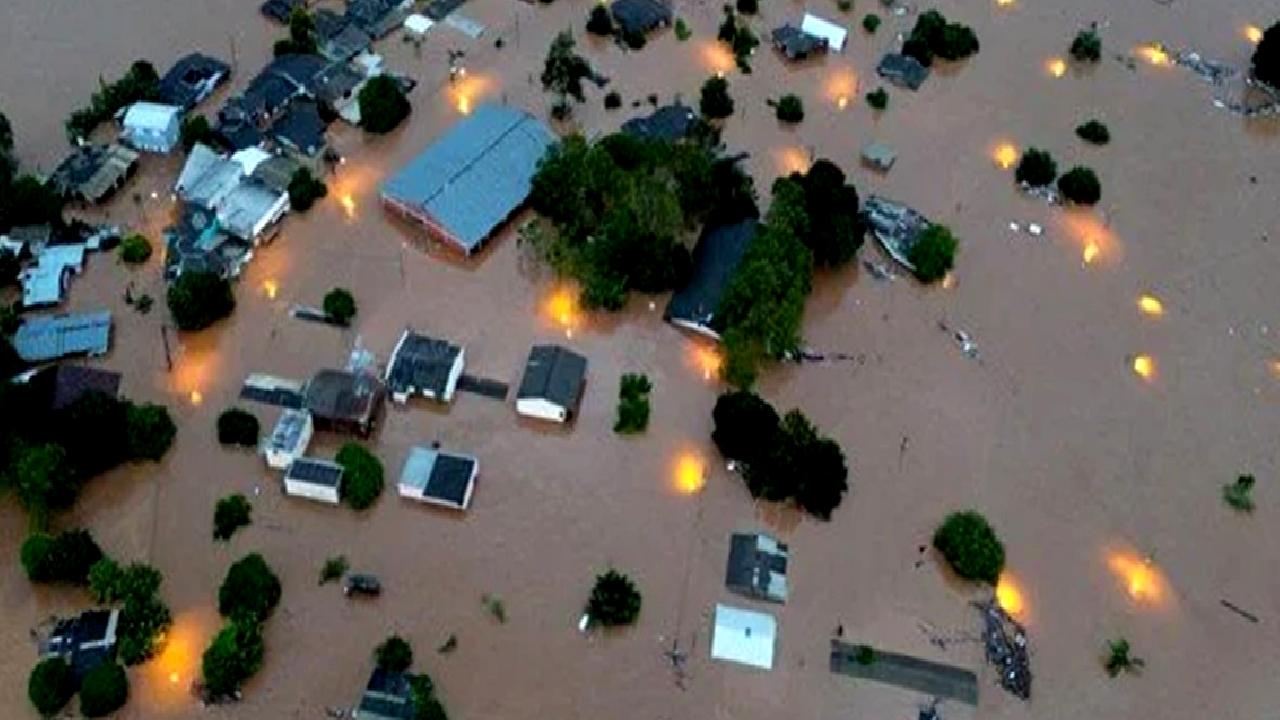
(1, 0, 1278, 718)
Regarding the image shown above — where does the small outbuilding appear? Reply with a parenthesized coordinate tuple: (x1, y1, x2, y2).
(121, 102, 182, 153)
(610, 0, 673, 38)
(384, 330, 465, 404)
(284, 457, 345, 504)
(398, 446, 479, 510)
(771, 24, 829, 61)
(725, 532, 789, 603)
(41, 609, 120, 680)
(353, 667, 418, 720)
(799, 13, 847, 53)
(404, 13, 435, 36)
(22, 365, 122, 412)
(263, 409, 314, 470)
(710, 604, 776, 670)
(516, 345, 587, 423)
(304, 369, 386, 437)
(620, 103, 697, 143)
(877, 53, 930, 91)
(12, 311, 112, 363)
(48, 144, 140, 203)
(860, 141, 897, 172)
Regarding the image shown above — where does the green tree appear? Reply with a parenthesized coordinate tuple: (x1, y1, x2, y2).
(1015, 148, 1057, 186)
(9, 443, 77, 526)
(323, 287, 357, 325)
(793, 429, 849, 520)
(541, 32, 592, 119)
(1222, 474, 1256, 512)
(865, 87, 888, 110)
(337, 443, 384, 510)
(775, 94, 804, 123)
(28, 657, 75, 717)
(79, 662, 129, 717)
(89, 557, 124, 602)
(218, 553, 282, 622)
(1254, 22, 1280, 87)
(700, 76, 734, 119)
(126, 403, 176, 461)
(1070, 29, 1102, 62)
(217, 408, 259, 447)
(358, 76, 411, 134)
(736, 0, 758, 14)
(908, 224, 958, 283)
(201, 620, 265, 698)
(587, 569, 642, 626)
(862, 13, 881, 33)
(5, 175, 65, 227)
(287, 167, 328, 211)
(1104, 638, 1145, 677)
(933, 511, 1005, 584)
(274, 8, 318, 55)
(53, 390, 129, 480)
(167, 270, 235, 331)
(613, 373, 652, 434)
(20, 529, 103, 584)
(711, 390, 779, 464)
(902, 10, 979, 67)
(1057, 166, 1101, 205)
(118, 591, 172, 665)
(119, 233, 152, 264)
(586, 5, 614, 36)
(213, 494, 253, 541)
(375, 635, 414, 673)
(1075, 119, 1110, 145)
(180, 114, 216, 151)
(787, 160, 865, 267)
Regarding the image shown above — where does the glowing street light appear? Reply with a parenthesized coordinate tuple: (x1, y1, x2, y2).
(1046, 57, 1067, 78)
(1139, 44, 1170, 66)
(1137, 294, 1164, 317)
(1131, 354, 1155, 381)
(837, 94, 849, 109)
(995, 0, 1015, 6)
(692, 346, 723, 381)
(674, 453, 706, 495)
(339, 194, 356, 219)
(1082, 241, 1100, 264)
(262, 279, 278, 299)
(993, 143, 1019, 170)
(1107, 550, 1167, 605)
(189, 390, 204, 406)
(1245, 25, 1263, 44)
(995, 573, 1026, 617)
(457, 94, 471, 115)
(169, 672, 180, 684)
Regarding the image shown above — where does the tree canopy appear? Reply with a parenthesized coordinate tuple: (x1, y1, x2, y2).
(699, 76, 734, 119)
(119, 233, 153, 264)
(711, 390, 780, 462)
(613, 373, 652, 434)
(359, 76, 411, 134)
(217, 409, 259, 447)
(902, 10, 979, 67)
(784, 160, 865, 267)
(1255, 22, 1280, 87)
(214, 494, 253, 541)
(1015, 148, 1057, 187)
(168, 270, 235, 331)
(323, 287, 357, 326)
(65, 60, 160, 143)
(933, 511, 1005, 584)
(287, 167, 328, 212)
(218, 553, 282, 623)
(181, 113, 217, 151)
(541, 31, 593, 119)
(337, 443, 384, 510)
(21, 529, 103, 584)
(1057, 166, 1102, 205)
(1070, 29, 1102, 62)
(586, 5, 614, 36)
(375, 635, 414, 673)
(79, 662, 129, 718)
(125, 403, 177, 461)
(587, 569, 642, 626)
(28, 657, 75, 717)
(775, 94, 804, 124)
(908, 224, 958, 284)
(202, 619, 265, 698)
(1075, 119, 1110, 145)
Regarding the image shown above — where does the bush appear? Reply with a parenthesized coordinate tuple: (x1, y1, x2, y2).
(320, 555, 348, 584)
(411, 675, 449, 720)
(126, 403, 177, 461)
(933, 511, 1005, 584)
(700, 77, 734, 119)
(64, 60, 159, 143)
(1254, 22, 1280, 87)
(323, 287, 357, 326)
(621, 29, 646, 50)
(337, 443, 384, 510)
(202, 620, 264, 698)
(1057, 166, 1101, 205)
(613, 373, 652, 434)
(21, 529, 103, 585)
(218, 553, 281, 622)
(213, 494, 252, 541)
(775, 94, 804, 124)
(743, 409, 849, 519)
(1070, 29, 1102, 63)
(604, 91, 622, 109)
(88, 560, 161, 604)
(675, 18, 691, 41)
(786, 160, 865, 267)
(862, 13, 881, 33)
(1014, 148, 1057, 186)
(907, 224, 958, 283)
(586, 5, 614, 36)
(1104, 637, 1144, 677)
(712, 391, 780, 463)
(358, 76, 411, 135)
(736, 0, 758, 15)
(1075, 119, 1110, 145)
(167, 270, 235, 331)
(180, 114, 216, 151)
(866, 87, 888, 110)
(587, 569, 642, 626)
(287, 167, 327, 212)
(28, 657, 75, 717)
(217, 409, 259, 447)
(119, 234, 152, 264)
(837, 0, 853, 11)
(79, 662, 128, 717)
(375, 635, 414, 673)
(855, 645, 877, 665)
(1223, 474, 1256, 512)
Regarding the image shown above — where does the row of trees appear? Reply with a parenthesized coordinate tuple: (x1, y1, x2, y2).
(65, 60, 161, 144)
(1014, 148, 1102, 205)
(711, 391, 849, 519)
(202, 553, 281, 699)
(31, 656, 129, 717)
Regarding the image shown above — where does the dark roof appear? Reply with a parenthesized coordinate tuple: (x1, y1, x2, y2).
(304, 369, 384, 424)
(313, 8, 350, 38)
(214, 104, 264, 151)
(427, 454, 474, 505)
(876, 53, 930, 91)
(286, 457, 345, 487)
(251, 155, 305, 194)
(610, 0, 673, 36)
(45, 609, 118, 681)
(664, 220, 757, 335)
(358, 668, 415, 720)
(620, 103, 696, 143)
(240, 54, 328, 119)
(28, 365, 122, 412)
(270, 98, 328, 157)
(322, 23, 373, 62)
(346, 0, 410, 37)
(725, 532, 789, 603)
(159, 53, 231, 109)
(517, 345, 587, 409)
(771, 25, 828, 59)
(386, 331, 462, 398)
(164, 204, 249, 280)
(48, 144, 140, 202)
(311, 63, 366, 106)
(260, 0, 304, 23)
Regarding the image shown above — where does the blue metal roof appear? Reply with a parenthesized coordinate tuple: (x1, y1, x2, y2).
(12, 311, 112, 362)
(381, 104, 555, 252)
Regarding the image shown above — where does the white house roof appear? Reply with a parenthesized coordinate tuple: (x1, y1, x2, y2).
(404, 13, 434, 34)
(123, 102, 181, 129)
(710, 604, 776, 670)
(232, 147, 274, 175)
(218, 182, 286, 241)
(176, 144, 244, 208)
(800, 13, 847, 52)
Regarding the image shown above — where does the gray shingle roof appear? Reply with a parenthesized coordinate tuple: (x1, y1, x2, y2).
(381, 104, 555, 253)
(286, 457, 345, 487)
(725, 532, 789, 603)
(12, 311, 112, 363)
(876, 53, 930, 91)
(517, 345, 587, 410)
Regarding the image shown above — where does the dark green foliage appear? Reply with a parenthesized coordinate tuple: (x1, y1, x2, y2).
(65, 60, 160, 143)
(902, 10, 979, 67)
(1, 250, 19, 287)
(718, 8, 737, 42)
(2, 175, 66, 229)
(214, 494, 252, 541)
(359, 75, 411, 134)
(28, 657, 75, 717)
(586, 5, 614, 36)
(167, 270, 235, 331)
(79, 662, 128, 717)
(411, 675, 449, 720)
(217, 409, 259, 447)
(675, 18, 691, 41)
(907, 224, 958, 283)
(866, 87, 888, 110)
(218, 553, 282, 622)
(711, 390, 779, 461)
(180, 114, 216, 151)
(621, 28, 647, 50)
(274, 8, 318, 56)
(736, 0, 758, 15)
(482, 593, 507, 623)
(54, 390, 129, 479)
(287, 167, 328, 212)
(933, 511, 1005, 584)
(1223, 474, 1256, 512)
(1057, 166, 1102, 205)
(1070, 29, 1102, 63)
(613, 373, 652, 434)
(541, 31, 592, 118)
(785, 160, 865, 267)
(716, 7, 757, 71)
(337, 443, 384, 510)
(1254, 22, 1280, 87)
(202, 620, 265, 698)
(587, 569, 642, 626)
(375, 635, 414, 673)
(8, 443, 77, 526)
(837, 0, 853, 11)
(119, 233, 152, 264)
(323, 287, 357, 325)
(117, 590, 172, 665)
(775, 94, 804, 123)
(125, 403, 176, 461)
(20, 529, 102, 584)
(1015, 148, 1057, 186)
(1075, 119, 1111, 145)
(1104, 638, 1144, 677)
(319, 555, 348, 584)
(604, 91, 622, 109)
(863, 14, 881, 33)
(700, 76, 734, 119)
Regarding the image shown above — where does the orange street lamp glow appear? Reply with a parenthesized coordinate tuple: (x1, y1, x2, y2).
(457, 94, 471, 115)
(340, 194, 356, 219)
(262, 279, 278, 299)
(1245, 25, 1263, 44)
(693, 346, 723, 381)
(837, 94, 849, 109)
(169, 672, 180, 684)
(1137, 294, 1164, 317)
(995, 0, 1015, 6)
(1082, 241, 1100, 264)
(1140, 44, 1170, 66)
(993, 143, 1019, 169)
(995, 574, 1026, 617)
(1046, 58, 1067, 78)
(189, 390, 203, 406)
(1131, 354, 1155, 380)
(1107, 551, 1167, 605)
(675, 454, 706, 495)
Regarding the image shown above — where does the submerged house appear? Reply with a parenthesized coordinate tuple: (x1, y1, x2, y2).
(48, 143, 140, 203)
(381, 104, 555, 256)
(22, 365, 122, 412)
(799, 13, 847, 53)
(159, 53, 231, 109)
(610, 0, 673, 38)
(216, 53, 329, 149)
(725, 532, 789, 603)
(268, 98, 329, 171)
(284, 457, 344, 504)
(352, 667, 418, 720)
(863, 195, 930, 270)
(398, 445, 479, 510)
(173, 143, 289, 249)
(120, 102, 182, 153)
(12, 312, 112, 363)
(771, 24, 829, 61)
(664, 220, 757, 339)
(164, 204, 252, 280)
(264, 409, 314, 470)
(620, 103, 697, 143)
(384, 330, 465, 404)
(860, 141, 898, 172)
(710, 604, 776, 670)
(304, 369, 386, 437)
(19, 243, 88, 308)
(346, 0, 415, 38)
(516, 344, 587, 423)
(40, 609, 120, 680)
(877, 53, 930, 91)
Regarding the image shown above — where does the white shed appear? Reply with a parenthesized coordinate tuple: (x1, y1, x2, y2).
(404, 13, 434, 36)
(284, 457, 344, 504)
(710, 604, 776, 670)
(263, 409, 313, 470)
(121, 102, 182, 153)
(515, 345, 587, 423)
(800, 13, 847, 53)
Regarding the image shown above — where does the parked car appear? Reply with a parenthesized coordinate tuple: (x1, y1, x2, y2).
(344, 573, 381, 597)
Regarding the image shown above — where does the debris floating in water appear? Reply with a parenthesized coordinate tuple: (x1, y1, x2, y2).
(975, 598, 1032, 700)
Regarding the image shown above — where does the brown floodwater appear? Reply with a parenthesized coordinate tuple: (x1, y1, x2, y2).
(2, 0, 1278, 718)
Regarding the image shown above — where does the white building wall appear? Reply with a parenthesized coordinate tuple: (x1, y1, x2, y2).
(443, 348, 466, 402)
(284, 479, 341, 504)
(516, 398, 568, 423)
